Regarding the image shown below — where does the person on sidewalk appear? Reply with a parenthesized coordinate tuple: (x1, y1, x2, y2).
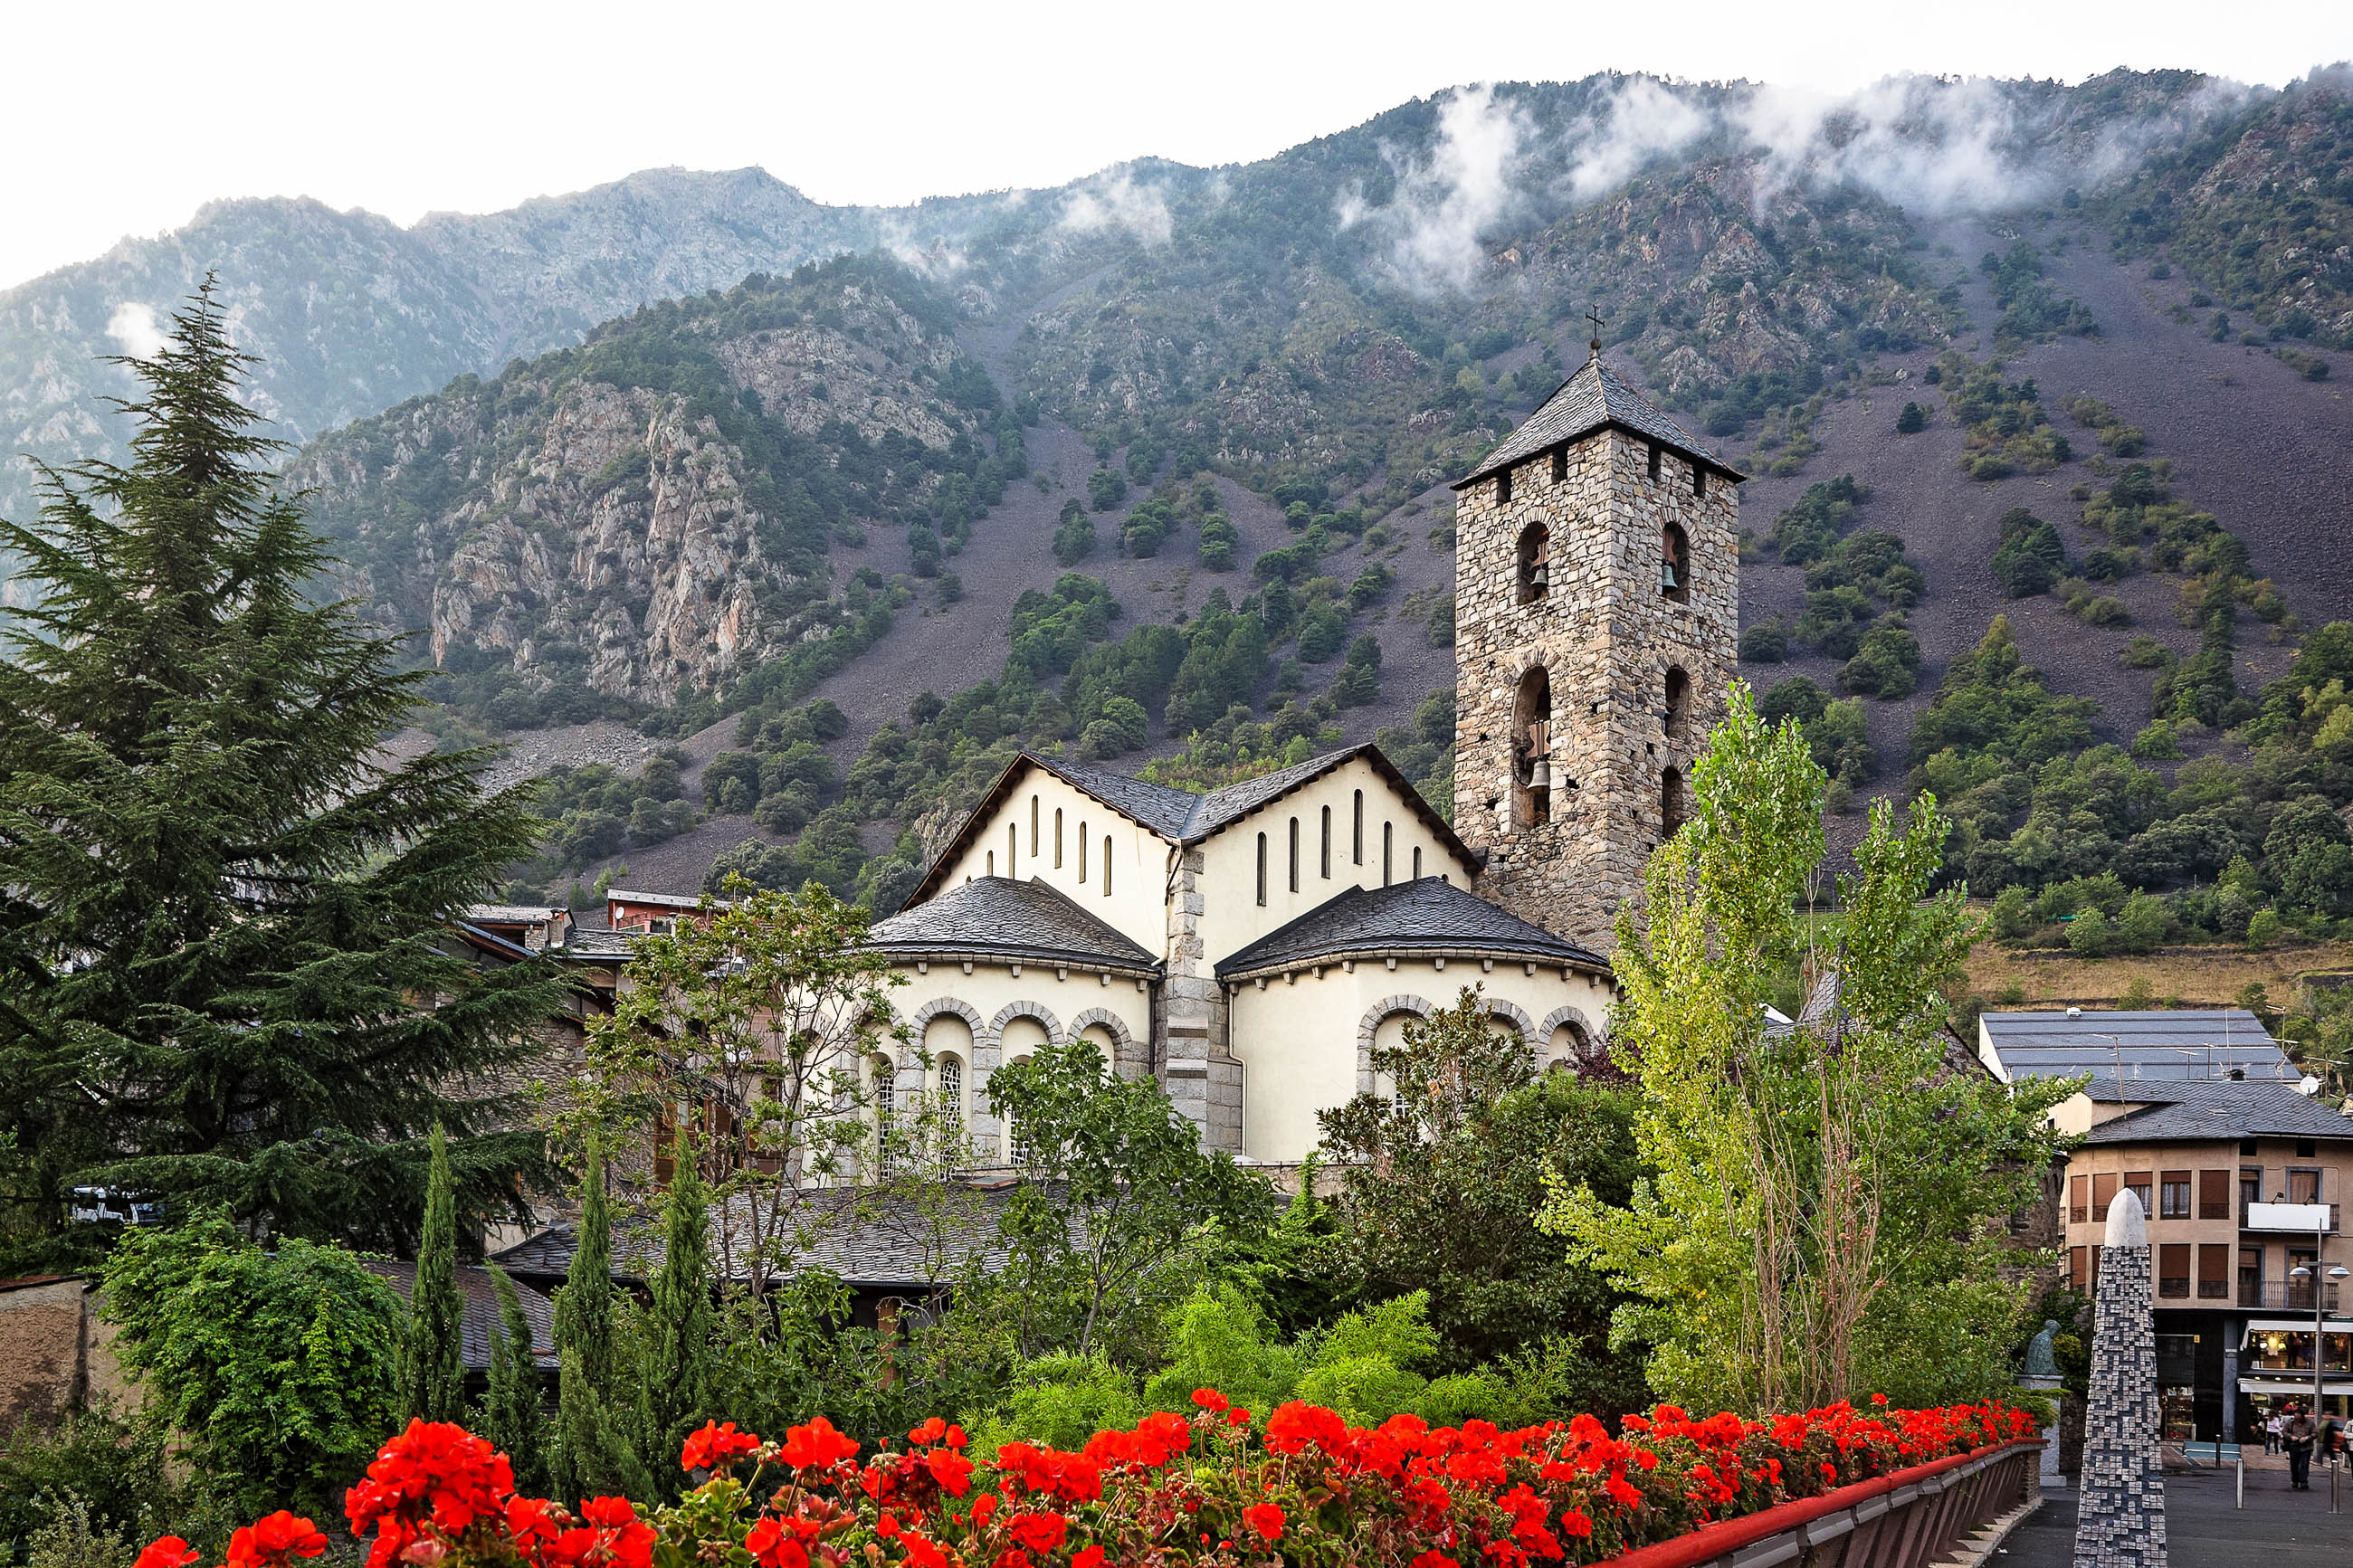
(2266, 1411, 2283, 1454)
(2282, 1404, 2319, 1489)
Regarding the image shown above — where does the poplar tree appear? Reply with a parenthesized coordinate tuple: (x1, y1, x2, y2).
(396, 1124, 468, 1424)
(0, 280, 567, 1250)
(643, 1125, 715, 1468)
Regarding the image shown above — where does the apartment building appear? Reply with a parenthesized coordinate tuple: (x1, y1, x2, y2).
(2053, 1079, 2353, 1440)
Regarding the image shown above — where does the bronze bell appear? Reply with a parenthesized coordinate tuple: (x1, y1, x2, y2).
(1660, 559, 1680, 592)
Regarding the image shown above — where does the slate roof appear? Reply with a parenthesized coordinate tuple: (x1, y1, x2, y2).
(551, 928, 642, 960)
(1453, 352, 1739, 489)
(362, 1260, 557, 1370)
(1215, 878, 1608, 979)
(903, 745, 1474, 909)
(1978, 1009, 2293, 1083)
(490, 1184, 1032, 1288)
(2082, 1080, 2353, 1145)
(464, 904, 565, 926)
(866, 877, 1159, 974)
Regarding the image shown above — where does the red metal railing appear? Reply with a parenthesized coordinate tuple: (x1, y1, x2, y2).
(1593, 1438, 2043, 1568)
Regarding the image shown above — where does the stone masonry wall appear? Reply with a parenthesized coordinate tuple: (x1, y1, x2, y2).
(1454, 424, 1739, 951)
(1158, 845, 1245, 1153)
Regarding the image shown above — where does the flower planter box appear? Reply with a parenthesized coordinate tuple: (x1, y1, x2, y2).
(1595, 1438, 2043, 1568)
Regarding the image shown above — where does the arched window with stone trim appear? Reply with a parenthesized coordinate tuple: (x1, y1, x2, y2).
(870, 1052, 898, 1178)
(1516, 521, 1549, 604)
(1663, 665, 1691, 745)
(1512, 665, 1553, 829)
(1662, 765, 1688, 839)
(1661, 521, 1691, 603)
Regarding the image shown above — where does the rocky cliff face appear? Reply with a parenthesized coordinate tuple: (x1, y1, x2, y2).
(293, 260, 993, 711)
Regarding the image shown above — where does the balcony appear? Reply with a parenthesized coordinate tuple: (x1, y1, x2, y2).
(2238, 1281, 2344, 1311)
(2243, 1201, 2340, 1234)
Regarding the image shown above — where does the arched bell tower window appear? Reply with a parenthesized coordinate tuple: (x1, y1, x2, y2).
(1661, 522, 1691, 603)
(1661, 765, 1688, 839)
(1663, 666, 1691, 745)
(1512, 666, 1553, 830)
(1516, 522, 1549, 605)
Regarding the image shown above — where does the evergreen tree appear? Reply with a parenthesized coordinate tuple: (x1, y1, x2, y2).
(0, 281, 567, 1251)
(643, 1126, 715, 1471)
(548, 1141, 651, 1504)
(481, 1262, 548, 1496)
(396, 1124, 467, 1424)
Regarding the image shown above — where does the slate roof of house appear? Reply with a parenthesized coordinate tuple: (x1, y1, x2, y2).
(866, 877, 1160, 974)
(464, 904, 566, 926)
(551, 928, 642, 960)
(903, 744, 1473, 909)
(1453, 352, 1740, 489)
(362, 1260, 557, 1370)
(2082, 1080, 2353, 1145)
(1978, 1009, 2293, 1082)
(490, 1184, 1031, 1288)
(1215, 878, 1609, 979)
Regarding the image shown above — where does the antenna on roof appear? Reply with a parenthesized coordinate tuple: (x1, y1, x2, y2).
(1586, 306, 1605, 358)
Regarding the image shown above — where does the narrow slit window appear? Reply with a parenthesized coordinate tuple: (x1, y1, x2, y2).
(987, 851, 995, 876)
(1383, 822, 1394, 886)
(1078, 822, 1089, 881)
(1288, 817, 1300, 893)
(1497, 468, 1512, 505)
(1030, 795, 1039, 855)
(1694, 465, 1707, 499)
(1550, 447, 1567, 483)
(1102, 837, 1111, 895)
(1256, 832, 1268, 906)
(1662, 766, 1687, 839)
(1413, 846, 1422, 879)
(1516, 522, 1549, 604)
(1320, 805, 1332, 878)
(1661, 522, 1691, 603)
(1008, 823, 1018, 875)
(1352, 790, 1364, 864)
(1054, 808, 1063, 867)
(1647, 443, 1662, 480)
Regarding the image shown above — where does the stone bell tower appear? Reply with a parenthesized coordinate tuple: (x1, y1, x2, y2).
(1450, 332, 1742, 951)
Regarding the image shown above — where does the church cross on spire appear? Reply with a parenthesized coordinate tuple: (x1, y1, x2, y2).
(1586, 305, 1605, 357)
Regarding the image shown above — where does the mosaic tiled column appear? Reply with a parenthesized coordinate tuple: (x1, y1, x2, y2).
(2073, 1189, 2166, 1568)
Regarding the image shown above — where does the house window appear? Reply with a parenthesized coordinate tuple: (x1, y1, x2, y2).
(1288, 817, 1300, 893)
(2070, 1174, 2088, 1224)
(1353, 790, 1364, 864)
(2092, 1173, 2118, 1221)
(1517, 522, 1549, 604)
(987, 851, 995, 876)
(2158, 1244, 2190, 1299)
(938, 1054, 964, 1123)
(2069, 1246, 2087, 1292)
(1008, 824, 1017, 876)
(1102, 837, 1111, 895)
(2241, 1248, 2264, 1307)
(1383, 822, 1394, 886)
(2160, 1170, 2192, 1220)
(1661, 766, 1687, 838)
(2298, 1139, 2319, 1159)
(2243, 1164, 2262, 1213)
(1031, 795, 1040, 856)
(1497, 468, 1512, 505)
(1320, 805, 1332, 879)
(1664, 666, 1691, 744)
(2091, 1245, 2104, 1294)
(1661, 522, 1691, 603)
(1694, 465, 1707, 499)
(2197, 1244, 2230, 1299)
(1256, 832, 1268, 907)
(2124, 1172, 2152, 1217)
(1413, 846, 1424, 879)
(1054, 809, 1063, 868)
(1550, 447, 1567, 483)
(1513, 666, 1552, 829)
(1647, 443, 1662, 480)
(2199, 1169, 2231, 1220)
(2290, 1168, 2322, 1205)
(1078, 822, 1088, 882)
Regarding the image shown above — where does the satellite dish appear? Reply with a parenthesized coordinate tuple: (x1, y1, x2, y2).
(2300, 1075, 2322, 1097)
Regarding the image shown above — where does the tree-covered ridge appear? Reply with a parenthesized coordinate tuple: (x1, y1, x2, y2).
(291, 258, 1026, 730)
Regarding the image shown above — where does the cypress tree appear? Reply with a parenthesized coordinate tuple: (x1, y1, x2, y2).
(397, 1124, 468, 1424)
(481, 1262, 548, 1495)
(548, 1140, 651, 1503)
(643, 1125, 715, 1463)
(0, 280, 567, 1250)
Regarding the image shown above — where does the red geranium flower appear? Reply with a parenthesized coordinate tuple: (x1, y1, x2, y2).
(1243, 1503, 1284, 1542)
(226, 1512, 329, 1568)
(682, 1421, 762, 1473)
(134, 1539, 197, 1568)
(1007, 1512, 1068, 1554)
(780, 1417, 861, 1471)
(744, 1517, 811, 1568)
(1191, 1389, 1228, 1413)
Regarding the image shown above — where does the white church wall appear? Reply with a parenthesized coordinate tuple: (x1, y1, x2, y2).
(929, 770, 1167, 955)
(1194, 757, 1476, 969)
(1224, 955, 1614, 1162)
(886, 958, 1154, 1160)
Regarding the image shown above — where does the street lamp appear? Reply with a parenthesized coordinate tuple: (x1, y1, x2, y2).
(2288, 1259, 2352, 1421)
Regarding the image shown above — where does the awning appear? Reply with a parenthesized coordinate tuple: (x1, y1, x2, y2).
(2237, 1378, 2353, 1394)
(2243, 1319, 2353, 1334)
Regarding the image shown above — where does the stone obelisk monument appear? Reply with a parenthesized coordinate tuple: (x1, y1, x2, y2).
(2073, 1189, 2165, 1568)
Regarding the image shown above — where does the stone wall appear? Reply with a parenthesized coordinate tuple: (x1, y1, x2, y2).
(2074, 1190, 2165, 1568)
(1453, 423, 1739, 950)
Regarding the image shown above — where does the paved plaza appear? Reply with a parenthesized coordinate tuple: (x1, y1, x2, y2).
(2005, 1461, 2351, 1567)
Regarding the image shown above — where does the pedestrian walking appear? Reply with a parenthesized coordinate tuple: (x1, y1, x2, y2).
(2266, 1411, 2283, 1454)
(2282, 1404, 2320, 1489)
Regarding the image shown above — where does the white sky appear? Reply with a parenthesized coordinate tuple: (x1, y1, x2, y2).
(4, 0, 2348, 292)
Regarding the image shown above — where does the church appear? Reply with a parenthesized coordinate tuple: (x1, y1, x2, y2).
(844, 342, 1744, 1164)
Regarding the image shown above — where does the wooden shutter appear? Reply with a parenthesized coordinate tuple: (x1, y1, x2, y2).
(2199, 1169, 2232, 1221)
